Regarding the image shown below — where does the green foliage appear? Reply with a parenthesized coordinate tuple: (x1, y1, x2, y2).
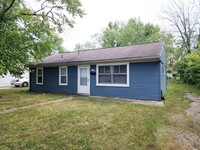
(95, 18, 173, 49)
(74, 41, 97, 51)
(167, 69, 172, 73)
(177, 50, 200, 86)
(0, 0, 84, 77)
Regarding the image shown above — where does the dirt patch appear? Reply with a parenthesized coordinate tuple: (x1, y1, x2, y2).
(185, 93, 200, 127)
(174, 129, 200, 149)
(156, 93, 200, 150)
(169, 114, 188, 127)
(155, 126, 200, 150)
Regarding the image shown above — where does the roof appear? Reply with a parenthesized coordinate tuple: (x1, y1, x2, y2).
(28, 41, 164, 67)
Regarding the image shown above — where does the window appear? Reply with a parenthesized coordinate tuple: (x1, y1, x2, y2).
(80, 68, 87, 86)
(36, 68, 43, 84)
(59, 67, 68, 85)
(97, 63, 129, 87)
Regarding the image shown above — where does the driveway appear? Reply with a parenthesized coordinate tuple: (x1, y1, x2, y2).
(0, 86, 14, 89)
(0, 75, 15, 88)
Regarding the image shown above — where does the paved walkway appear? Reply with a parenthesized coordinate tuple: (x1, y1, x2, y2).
(0, 86, 14, 89)
(0, 97, 72, 114)
(89, 96, 164, 106)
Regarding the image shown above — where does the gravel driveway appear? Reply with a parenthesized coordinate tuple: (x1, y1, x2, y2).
(185, 93, 200, 128)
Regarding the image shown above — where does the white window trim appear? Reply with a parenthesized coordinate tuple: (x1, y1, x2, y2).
(96, 62, 129, 87)
(59, 66, 68, 85)
(36, 68, 43, 85)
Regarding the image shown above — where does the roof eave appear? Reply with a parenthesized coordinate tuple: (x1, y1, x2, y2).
(27, 56, 160, 68)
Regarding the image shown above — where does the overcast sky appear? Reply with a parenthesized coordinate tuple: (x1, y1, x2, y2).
(61, 0, 169, 51)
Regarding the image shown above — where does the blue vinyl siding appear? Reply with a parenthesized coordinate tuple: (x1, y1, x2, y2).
(30, 66, 77, 94)
(160, 47, 167, 94)
(30, 62, 162, 100)
(90, 62, 161, 100)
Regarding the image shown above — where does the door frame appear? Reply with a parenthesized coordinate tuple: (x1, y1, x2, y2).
(77, 65, 90, 95)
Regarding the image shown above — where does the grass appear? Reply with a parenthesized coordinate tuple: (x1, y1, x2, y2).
(0, 88, 64, 111)
(0, 82, 199, 149)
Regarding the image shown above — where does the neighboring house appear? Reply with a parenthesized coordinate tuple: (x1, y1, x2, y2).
(28, 42, 166, 101)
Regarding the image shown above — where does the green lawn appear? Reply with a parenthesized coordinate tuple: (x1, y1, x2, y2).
(0, 88, 64, 111)
(0, 82, 199, 149)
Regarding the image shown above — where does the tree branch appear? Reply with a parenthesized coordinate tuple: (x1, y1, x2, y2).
(3, 0, 15, 14)
(0, 0, 16, 21)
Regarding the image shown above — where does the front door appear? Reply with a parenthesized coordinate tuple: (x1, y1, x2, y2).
(78, 66, 90, 94)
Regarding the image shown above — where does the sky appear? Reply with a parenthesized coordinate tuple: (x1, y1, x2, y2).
(61, 0, 169, 51)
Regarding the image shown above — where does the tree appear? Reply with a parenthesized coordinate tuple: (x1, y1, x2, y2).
(0, 0, 84, 31)
(120, 19, 163, 45)
(160, 0, 200, 54)
(74, 41, 97, 51)
(95, 18, 171, 48)
(98, 21, 123, 48)
(0, 0, 84, 77)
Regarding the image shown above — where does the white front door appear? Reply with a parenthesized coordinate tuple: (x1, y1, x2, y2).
(78, 66, 90, 94)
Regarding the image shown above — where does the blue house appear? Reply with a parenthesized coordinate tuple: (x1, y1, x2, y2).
(28, 42, 166, 101)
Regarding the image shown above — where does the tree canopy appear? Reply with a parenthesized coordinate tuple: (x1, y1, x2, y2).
(95, 18, 173, 49)
(0, 0, 84, 77)
(74, 41, 97, 51)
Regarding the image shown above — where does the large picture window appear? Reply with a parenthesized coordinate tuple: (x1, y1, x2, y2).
(36, 68, 43, 84)
(59, 67, 68, 85)
(97, 63, 129, 87)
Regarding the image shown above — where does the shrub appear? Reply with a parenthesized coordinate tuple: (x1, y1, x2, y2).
(177, 51, 200, 86)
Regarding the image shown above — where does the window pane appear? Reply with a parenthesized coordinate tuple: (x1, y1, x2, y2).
(61, 68, 66, 76)
(38, 76, 43, 83)
(120, 65, 127, 73)
(99, 66, 104, 73)
(105, 66, 111, 73)
(113, 66, 120, 73)
(61, 76, 67, 84)
(113, 75, 127, 84)
(38, 69, 43, 75)
(80, 68, 87, 77)
(80, 77, 87, 85)
(99, 75, 111, 83)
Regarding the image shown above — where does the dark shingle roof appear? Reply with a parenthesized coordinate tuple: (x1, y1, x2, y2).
(30, 42, 164, 67)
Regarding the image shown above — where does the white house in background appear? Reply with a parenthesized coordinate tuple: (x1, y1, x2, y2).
(0, 72, 29, 87)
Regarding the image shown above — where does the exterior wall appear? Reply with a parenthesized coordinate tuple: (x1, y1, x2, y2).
(90, 62, 161, 100)
(160, 47, 167, 95)
(29, 62, 162, 100)
(30, 66, 77, 94)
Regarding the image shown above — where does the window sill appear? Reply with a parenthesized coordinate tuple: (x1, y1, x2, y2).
(36, 83, 43, 85)
(96, 83, 129, 87)
(59, 84, 68, 86)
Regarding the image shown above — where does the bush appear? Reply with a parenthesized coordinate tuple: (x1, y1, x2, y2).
(167, 69, 172, 73)
(177, 51, 200, 86)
